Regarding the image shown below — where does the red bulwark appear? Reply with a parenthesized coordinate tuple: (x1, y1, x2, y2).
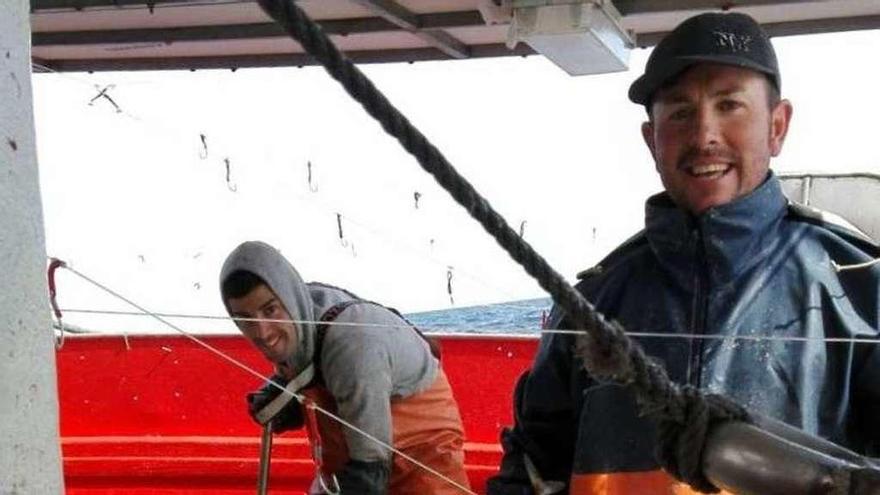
(57, 334, 537, 494)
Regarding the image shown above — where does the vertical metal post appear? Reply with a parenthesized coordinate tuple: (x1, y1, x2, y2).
(802, 175, 813, 206)
(257, 422, 274, 495)
(0, 0, 65, 493)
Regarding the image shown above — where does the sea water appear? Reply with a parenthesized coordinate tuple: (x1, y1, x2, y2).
(406, 297, 551, 335)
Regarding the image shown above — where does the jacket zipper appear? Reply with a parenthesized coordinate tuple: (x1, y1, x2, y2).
(687, 227, 710, 387)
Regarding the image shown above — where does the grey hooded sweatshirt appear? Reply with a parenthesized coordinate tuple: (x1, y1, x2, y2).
(220, 241, 439, 464)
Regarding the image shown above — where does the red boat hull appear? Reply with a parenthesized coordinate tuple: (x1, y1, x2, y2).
(57, 334, 537, 493)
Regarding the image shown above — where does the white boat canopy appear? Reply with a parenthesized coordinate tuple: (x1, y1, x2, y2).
(30, 0, 880, 73)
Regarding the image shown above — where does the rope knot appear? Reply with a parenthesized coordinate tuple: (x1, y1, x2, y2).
(574, 316, 635, 383)
(654, 385, 750, 493)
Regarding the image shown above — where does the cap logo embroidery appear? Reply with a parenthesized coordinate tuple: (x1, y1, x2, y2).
(713, 31, 752, 52)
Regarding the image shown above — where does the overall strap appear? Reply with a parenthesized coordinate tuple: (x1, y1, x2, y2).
(314, 300, 441, 367)
(380, 305, 441, 360)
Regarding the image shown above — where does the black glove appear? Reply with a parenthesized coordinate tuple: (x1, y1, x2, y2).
(246, 375, 305, 433)
(335, 459, 390, 495)
(654, 387, 749, 494)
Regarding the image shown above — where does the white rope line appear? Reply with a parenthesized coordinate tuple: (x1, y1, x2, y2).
(59, 264, 477, 495)
(58, 308, 880, 344)
(544, 329, 880, 344)
(834, 258, 880, 272)
(60, 307, 452, 330)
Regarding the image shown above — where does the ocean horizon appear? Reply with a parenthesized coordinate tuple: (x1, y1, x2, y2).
(406, 297, 551, 335)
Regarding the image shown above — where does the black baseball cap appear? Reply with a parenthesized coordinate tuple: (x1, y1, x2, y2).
(628, 12, 780, 107)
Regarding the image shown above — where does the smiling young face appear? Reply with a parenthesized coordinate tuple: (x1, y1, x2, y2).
(642, 64, 792, 215)
(227, 283, 297, 364)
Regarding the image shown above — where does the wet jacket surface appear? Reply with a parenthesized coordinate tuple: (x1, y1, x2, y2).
(487, 175, 880, 494)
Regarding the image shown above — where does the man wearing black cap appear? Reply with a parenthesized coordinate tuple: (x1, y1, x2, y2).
(488, 11, 880, 495)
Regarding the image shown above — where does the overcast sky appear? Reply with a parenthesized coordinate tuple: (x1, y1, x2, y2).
(31, 28, 880, 334)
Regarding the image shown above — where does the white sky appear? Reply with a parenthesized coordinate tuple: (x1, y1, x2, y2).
(31, 28, 880, 334)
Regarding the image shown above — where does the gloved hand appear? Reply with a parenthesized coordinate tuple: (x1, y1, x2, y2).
(335, 459, 390, 495)
(246, 375, 305, 432)
(654, 387, 749, 494)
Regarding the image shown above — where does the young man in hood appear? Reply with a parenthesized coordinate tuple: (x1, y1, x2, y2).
(488, 11, 880, 495)
(220, 240, 470, 494)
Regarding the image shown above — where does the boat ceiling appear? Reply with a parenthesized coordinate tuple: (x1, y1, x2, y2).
(30, 0, 880, 72)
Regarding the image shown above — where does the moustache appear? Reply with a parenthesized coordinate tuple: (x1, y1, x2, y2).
(677, 147, 739, 169)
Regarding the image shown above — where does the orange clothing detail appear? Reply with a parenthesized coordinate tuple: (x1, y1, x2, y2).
(570, 470, 732, 495)
(301, 369, 470, 494)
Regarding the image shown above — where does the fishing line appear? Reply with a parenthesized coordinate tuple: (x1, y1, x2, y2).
(58, 308, 880, 344)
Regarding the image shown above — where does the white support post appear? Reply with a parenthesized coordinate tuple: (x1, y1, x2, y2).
(0, 1, 65, 493)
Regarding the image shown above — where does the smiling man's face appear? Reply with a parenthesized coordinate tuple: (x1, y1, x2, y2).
(227, 283, 297, 364)
(642, 64, 792, 215)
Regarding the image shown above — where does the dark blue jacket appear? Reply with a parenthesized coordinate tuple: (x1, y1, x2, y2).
(488, 174, 880, 494)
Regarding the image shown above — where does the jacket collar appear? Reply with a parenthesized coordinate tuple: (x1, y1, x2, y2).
(644, 172, 788, 288)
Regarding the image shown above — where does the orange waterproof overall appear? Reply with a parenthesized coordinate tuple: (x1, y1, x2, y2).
(571, 472, 732, 495)
(301, 368, 471, 494)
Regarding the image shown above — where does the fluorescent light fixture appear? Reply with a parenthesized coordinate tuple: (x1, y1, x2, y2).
(508, 0, 633, 76)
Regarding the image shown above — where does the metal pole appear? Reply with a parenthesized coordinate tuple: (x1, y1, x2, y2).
(703, 416, 880, 495)
(257, 422, 274, 495)
(1, 0, 65, 492)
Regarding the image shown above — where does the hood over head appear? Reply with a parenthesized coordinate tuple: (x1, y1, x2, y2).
(220, 241, 316, 375)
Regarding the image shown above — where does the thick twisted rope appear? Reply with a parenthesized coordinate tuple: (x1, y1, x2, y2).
(254, 1, 744, 489)
(255, 0, 684, 416)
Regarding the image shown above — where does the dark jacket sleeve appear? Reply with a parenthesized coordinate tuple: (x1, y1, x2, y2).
(487, 307, 582, 494)
(842, 248, 880, 456)
(855, 341, 880, 456)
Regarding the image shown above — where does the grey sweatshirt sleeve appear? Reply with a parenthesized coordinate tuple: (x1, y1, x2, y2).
(320, 303, 438, 463)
